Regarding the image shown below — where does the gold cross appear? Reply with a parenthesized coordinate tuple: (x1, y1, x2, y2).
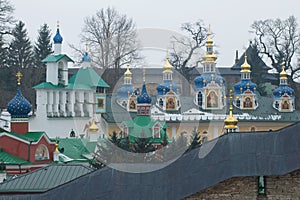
(16, 71, 22, 85)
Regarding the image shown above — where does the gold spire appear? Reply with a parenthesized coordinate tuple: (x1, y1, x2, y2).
(240, 51, 251, 73)
(124, 64, 132, 77)
(206, 24, 213, 47)
(280, 65, 287, 79)
(203, 25, 217, 62)
(89, 119, 99, 132)
(224, 91, 238, 130)
(56, 20, 60, 29)
(16, 71, 22, 85)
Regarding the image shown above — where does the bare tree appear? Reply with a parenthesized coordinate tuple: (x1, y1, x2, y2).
(250, 16, 300, 81)
(169, 20, 208, 81)
(73, 7, 140, 69)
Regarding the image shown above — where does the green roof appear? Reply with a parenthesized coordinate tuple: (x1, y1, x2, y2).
(0, 151, 31, 165)
(6, 132, 46, 143)
(124, 116, 167, 143)
(67, 67, 110, 90)
(58, 138, 93, 163)
(42, 54, 74, 63)
(33, 82, 65, 89)
(0, 165, 93, 193)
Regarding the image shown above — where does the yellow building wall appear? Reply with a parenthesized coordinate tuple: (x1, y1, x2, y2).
(106, 121, 294, 140)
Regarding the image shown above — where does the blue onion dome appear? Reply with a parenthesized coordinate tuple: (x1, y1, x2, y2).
(273, 85, 294, 98)
(137, 83, 152, 104)
(156, 81, 180, 96)
(234, 80, 257, 95)
(117, 85, 133, 98)
(82, 52, 91, 62)
(7, 87, 32, 117)
(53, 26, 63, 44)
(194, 73, 225, 89)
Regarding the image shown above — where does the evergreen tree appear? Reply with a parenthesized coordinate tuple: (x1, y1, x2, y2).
(7, 21, 34, 69)
(34, 23, 52, 68)
(0, 35, 8, 68)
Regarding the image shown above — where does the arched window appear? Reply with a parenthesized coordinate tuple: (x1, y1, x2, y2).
(146, 108, 150, 115)
(275, 101, 279, 109)
(153, 124, 160, 138)
(58, 62, 64, 85)
(159, 98, 163, 108)
(250, 127, 256, 132)
(197, 92, 203, 106)
(35, 144, 49, 161)
(236, 99, 241, 107)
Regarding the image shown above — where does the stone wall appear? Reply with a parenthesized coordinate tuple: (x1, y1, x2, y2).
(185, 170, 300, 200)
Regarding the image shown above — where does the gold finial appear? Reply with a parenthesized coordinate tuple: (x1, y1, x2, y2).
(89, 119, 99, 132)
(16, 71, 22, 85)
(54, 137, 59, 153)
(166, 49, 169, 60)
(124, 64, 132, 76)
(224, 90, 238, 130)
(280, 64, 287, 79)
(57, 21, 60, 28)
(229, 89, 233, 104)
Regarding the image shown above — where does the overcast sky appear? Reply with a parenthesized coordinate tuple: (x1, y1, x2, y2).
(10, 0, 300, 67)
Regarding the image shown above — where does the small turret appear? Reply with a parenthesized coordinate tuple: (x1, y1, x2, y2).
(53, 21, 63, 55)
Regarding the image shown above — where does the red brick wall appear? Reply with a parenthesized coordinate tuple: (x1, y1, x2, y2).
(0, 135, 55, 163)
(0, 135, 29, 161)
(11, 122, 28, 135)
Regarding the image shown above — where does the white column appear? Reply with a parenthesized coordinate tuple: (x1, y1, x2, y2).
(53, 91, 59, 116)
(47, 91, 53, 116)
(68, 91, 75, 117)
(36, 89, 47, 117)
(77, 91, 84, 117)
(63, 65, 68, 86)
(59, 91, 66, 117)
(86, 92, 94, 117)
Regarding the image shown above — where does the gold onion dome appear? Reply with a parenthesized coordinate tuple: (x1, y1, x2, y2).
(240, 54, 251, 73)
(280, 65, 287, 79)
(124, 64, 132, 77)
(89, 119, 99, 132)
(163, 57, 173, 73)
(224, 105, 238, 129)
